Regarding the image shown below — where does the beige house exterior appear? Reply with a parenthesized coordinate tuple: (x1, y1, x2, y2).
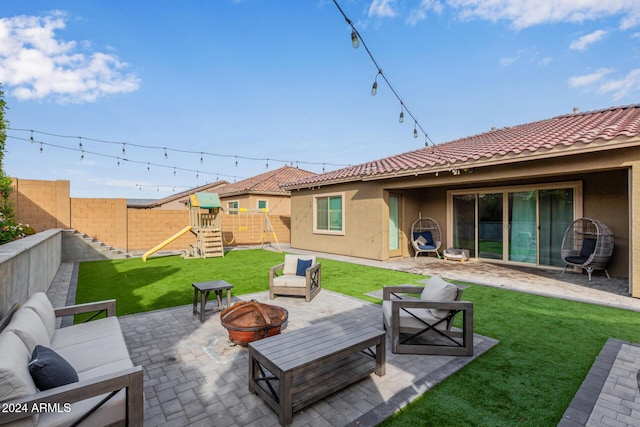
(284, 105, 640, 297)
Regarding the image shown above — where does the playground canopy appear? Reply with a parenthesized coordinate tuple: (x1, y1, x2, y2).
(190, 192, 222, 209)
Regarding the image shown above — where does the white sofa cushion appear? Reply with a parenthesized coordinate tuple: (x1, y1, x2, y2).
(5, 308, 51, 353)
(0, 331, 38, 427)
(282, 254, 316, 276)
(21, 292, 56, 341)
(382, 300, 447, 332)
(50, 317, 124, 350)
(420, 276, 459, 318)
(272, 275, 307, 288)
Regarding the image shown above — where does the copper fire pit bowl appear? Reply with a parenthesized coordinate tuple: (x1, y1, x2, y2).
(220, 300, 288, 346)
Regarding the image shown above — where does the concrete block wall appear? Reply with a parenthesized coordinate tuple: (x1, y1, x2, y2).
(128, 209, 195, 251)
(0, 229, 61, 319)
(70, 198, 128, 250)
(11, 178, 71, 231)
(11, 178, 292, 254)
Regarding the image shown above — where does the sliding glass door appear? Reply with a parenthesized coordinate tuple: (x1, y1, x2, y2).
(449, 184, 578, 267)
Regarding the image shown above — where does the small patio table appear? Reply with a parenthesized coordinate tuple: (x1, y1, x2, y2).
(192, 280, 233, 322)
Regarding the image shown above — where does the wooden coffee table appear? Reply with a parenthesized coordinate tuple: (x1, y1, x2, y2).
(248, 317, 385, 426)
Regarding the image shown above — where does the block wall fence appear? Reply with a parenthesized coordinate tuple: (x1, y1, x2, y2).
(11, 178, 290, 252)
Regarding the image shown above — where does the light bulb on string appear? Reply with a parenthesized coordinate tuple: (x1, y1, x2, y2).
(413, 122, 418, 139)
(122, 144, 126, 156)
(266, 159, 269, 169)
(117, 157, 121, 167)
(351, 29, 359, 48)
(147, 163, 150, 172)
(39, 143, 43, 153)
(399, 104, 404, 123)
(322, 163, 326, 173)
(371, 72, 380, 96)
(196, 171, 199, 180)
(78, 137, 83, 150)
(30, 130, 34, 143)
(164, 148, 168, 159)
(200, 152, 204, 164)
(173, 167, 176, 176)
(80, 150, 84, 160)
(235, 156, 238, 167)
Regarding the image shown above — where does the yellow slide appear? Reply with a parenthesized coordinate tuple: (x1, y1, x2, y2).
(142, 226, 192, 262)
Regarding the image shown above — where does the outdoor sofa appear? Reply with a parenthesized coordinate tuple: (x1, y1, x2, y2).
(0, 292, 143, 426)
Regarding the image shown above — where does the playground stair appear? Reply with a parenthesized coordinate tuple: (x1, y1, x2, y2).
(185, 228, 224, 258)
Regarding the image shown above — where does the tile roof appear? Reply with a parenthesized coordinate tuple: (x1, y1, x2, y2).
(216, 165, 316, 196)
(127, 180, 229, 208)
(284, 104, 640, 189)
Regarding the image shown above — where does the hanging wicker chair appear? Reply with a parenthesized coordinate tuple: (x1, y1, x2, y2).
(561, 217, 614, 281)
(410, 217, 442, 259)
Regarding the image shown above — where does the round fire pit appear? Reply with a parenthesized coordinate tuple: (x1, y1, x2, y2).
(220, 300, 288, 346)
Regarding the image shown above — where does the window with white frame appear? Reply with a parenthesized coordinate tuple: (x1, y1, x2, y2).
(313, 193, 344, 234)
(257, 200, 268, 211)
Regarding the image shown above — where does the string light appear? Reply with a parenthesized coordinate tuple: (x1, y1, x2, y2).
(266, 159, 269, 169)
(30, 130, 34, 142)
(147, 163, 150, 172)
(371, 71, 380, 96)
(413, 121, 418, 138)
(173, 167, 176, 176)
(333, 0, 437, 148)
(122, 144, 126, 156)
(8, 128, 350, 171)
(399, 104, 404, 123)
(80, 150, 84, 160)
(117, 157, 121, 167)
(235, 156, 238, 167)
(164, 148, 168, 159)
(39, 142, 43, 153)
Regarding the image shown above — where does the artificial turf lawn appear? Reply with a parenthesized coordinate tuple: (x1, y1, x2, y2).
(76, 249, 640, 426)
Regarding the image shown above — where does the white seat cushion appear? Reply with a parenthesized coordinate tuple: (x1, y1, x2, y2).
(51, 317, 124, 350)
(272, 275, 307, 288)
(21, 292, 56, 341)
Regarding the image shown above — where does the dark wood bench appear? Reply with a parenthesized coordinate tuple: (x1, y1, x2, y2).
(248, 317, 386, 426)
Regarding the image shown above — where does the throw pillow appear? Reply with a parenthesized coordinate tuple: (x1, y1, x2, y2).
(28, 345, 78, 391)
(423, 230, 434, 245)
(296, 259, 313, 276)
(415, 235, 427, 245)
(420, 276, 459, 318)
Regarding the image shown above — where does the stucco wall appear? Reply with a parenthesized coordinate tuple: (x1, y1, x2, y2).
(11, 178, 70, 231)
(70, 197, 128, 250)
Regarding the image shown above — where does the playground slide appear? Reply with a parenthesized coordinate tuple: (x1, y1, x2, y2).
(142, 226, 192, 262)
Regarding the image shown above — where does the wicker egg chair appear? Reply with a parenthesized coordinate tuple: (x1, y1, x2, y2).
(561, 217, 614, 281)
(410, 217, 442, 259)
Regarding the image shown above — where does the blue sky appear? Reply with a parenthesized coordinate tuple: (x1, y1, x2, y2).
(1, 0, 639, 198)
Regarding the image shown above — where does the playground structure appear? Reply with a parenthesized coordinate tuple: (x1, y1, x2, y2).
(141, 192, 224, 261)
(184, 192, 225, 259)
(142, 193, 283, 261)
(223, 207, 282, 252)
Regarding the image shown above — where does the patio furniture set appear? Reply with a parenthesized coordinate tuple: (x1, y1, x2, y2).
(0, 252, 474, 426)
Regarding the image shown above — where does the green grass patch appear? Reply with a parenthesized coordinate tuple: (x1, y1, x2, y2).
(76, 249, 424, 316)
(76, 249, 640, 426)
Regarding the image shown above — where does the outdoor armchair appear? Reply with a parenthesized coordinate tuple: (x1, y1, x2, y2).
(269, 254, 321, 302)
(382, 276, 473, 356)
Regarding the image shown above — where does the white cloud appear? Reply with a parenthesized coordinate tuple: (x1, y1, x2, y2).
(568, 68, 640, 100)
(0, 12, 140, 103)
(368, 0, 398, 18)
(569, 29, 608, 50)
(500, 56, 518, 66)
(446, 0, 640, 30)
(598, 69, 640, 100)
(407, 0, 443, 26)
(539, 57, 552, 65)
(568, 68, 614, 88)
